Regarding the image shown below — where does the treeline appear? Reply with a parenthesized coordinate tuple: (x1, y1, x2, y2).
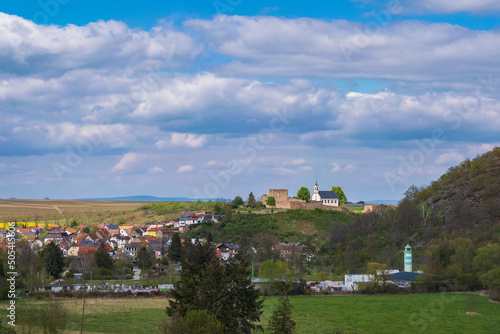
(137, 201, 215, 215)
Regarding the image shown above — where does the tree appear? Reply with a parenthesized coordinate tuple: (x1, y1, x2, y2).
(39, 300, 69, 334)
(247, 192, 256, 208)
(419, 201, 432, 226)
(167, 243, 263, 334)
(159, 310, 223, 334)
(16, 243, 46, 292)
(82, 227, 90, 233)
(268, 295, 296, 334)
(231, 196, 244, 208)
(42, 242, 65, 279)
(331, 186, 347, 205)
(366, 262, 391, 292)
(94, 243, 113, 269)
(71, 253, 95, 284)
(136, 245, 155, 272)
(168, 233, 183, 263)
(266, 196, 276, 207)
(296, 187, 311, 202)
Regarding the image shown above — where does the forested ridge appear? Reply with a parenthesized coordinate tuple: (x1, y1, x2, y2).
(185, 148, 500, 294)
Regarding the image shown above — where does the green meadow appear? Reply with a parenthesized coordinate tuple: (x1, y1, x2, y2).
(1, 294, 499, 333)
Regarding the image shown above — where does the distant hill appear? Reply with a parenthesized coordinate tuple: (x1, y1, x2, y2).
(409, 147, 500, 226)
(77, 195, 217, 202)
(365, 200, 399, 205)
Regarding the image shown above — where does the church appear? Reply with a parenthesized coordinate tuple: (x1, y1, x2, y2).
(310, 180, 339, 207)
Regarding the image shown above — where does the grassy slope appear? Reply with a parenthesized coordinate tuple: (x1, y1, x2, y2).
(2, 294, 499, 334)
(188, 209, 353, 245)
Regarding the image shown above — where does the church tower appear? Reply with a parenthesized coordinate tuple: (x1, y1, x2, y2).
(311, 178, 321, 201)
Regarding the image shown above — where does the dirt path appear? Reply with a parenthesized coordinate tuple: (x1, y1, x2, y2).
(54, 206, 63, 213)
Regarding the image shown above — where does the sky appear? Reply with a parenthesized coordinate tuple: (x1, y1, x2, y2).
(0, 0, 499, 202)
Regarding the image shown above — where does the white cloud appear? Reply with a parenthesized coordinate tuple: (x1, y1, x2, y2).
(112, 153, 139, 172)
(344, 164, 356, 172)
(156, 133, 208, 149)
(176, 164, 194, 173)
(0, 13, 202, 75)
(435, 151, 464, 165)
(273, 167, 298, 175)
(149, 166, 164, 174)
(207, 160, 218, 166)
(466, 143, 498, 156)
(170, 133, 207, 148)
(186, 16, 500, 82)
(299, 166, 313, 172)
(405, 0, 500, 13)
(286, 158, 306, 165)
(331, 162, 341, 172)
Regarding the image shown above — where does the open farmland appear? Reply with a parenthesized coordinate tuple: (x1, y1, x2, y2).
(0, 199, 153, 226)
(1, 294, 499, 334)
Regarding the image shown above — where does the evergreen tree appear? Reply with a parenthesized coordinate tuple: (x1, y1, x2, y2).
(268, 295, 296, 334)
(247, 192, 256, 207)
(42, 242, 65, 278)
(167, 243, 263, 334)
(94, 243, 113, 269)
(168, 233, 183, 263)
(136, 245, 154, 272)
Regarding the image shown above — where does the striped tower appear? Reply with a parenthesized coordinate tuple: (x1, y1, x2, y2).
(404, 244, 412, 272)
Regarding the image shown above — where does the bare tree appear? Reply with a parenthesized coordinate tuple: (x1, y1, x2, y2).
(419, 201, 432, 226)
(71, 254, 95, 286)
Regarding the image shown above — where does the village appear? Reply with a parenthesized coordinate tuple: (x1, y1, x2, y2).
(0, 205, 419, 295)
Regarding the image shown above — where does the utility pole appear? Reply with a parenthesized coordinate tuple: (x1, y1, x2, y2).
(80, 299, 85, 334)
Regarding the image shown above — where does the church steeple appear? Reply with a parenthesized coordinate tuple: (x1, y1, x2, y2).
(311, 178, 320, 201)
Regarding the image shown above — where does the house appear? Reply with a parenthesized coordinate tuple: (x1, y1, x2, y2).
(311, 180, 339, 207)
(129, 228, 145, 238)
(119, 226, 134, 237)
(123, 243, 143, 257)
(56, 239, 71, 256)
(74, 233, 100, 244)
(78, 243, 99, 255)
(145, 227, 162, 237)
(16, 228, 36, 240)
(214, 243, 239, 261)
(96, 229, 111, 240)
(110, 234, 130, 250)
(105, 224, 120, 235)
(156, 229, 176, 239)
(44, 230, 69, 245)
(67, 244, 80, 257)
(148, 239, 170, 258)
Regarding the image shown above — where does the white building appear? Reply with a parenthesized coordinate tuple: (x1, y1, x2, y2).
(310, 180, 339, 207)
(344, 274, 373, 291)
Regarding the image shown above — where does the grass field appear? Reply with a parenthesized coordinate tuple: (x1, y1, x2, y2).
(1, 293, 499, 333)
(0, 199, 164, 227)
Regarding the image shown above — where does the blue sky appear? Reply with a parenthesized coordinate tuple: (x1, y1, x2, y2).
(0, 0, 499, 201)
